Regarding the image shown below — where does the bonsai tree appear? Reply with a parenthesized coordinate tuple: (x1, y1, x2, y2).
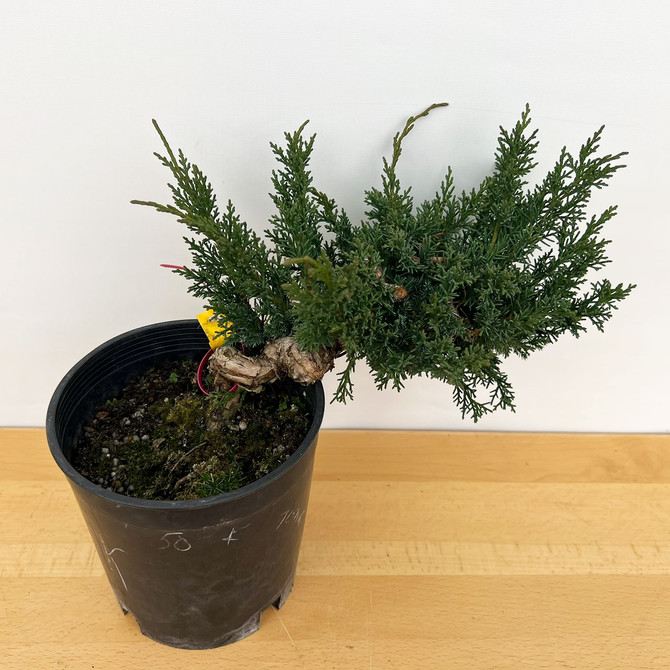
(132, 103, 633, 421)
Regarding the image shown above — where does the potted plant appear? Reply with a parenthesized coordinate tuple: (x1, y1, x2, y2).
(46, 102, 633, 649)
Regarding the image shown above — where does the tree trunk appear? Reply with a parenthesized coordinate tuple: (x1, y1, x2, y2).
(208, 337, 337, 393)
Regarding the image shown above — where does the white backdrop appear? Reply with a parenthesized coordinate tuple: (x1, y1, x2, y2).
(1, 0, 667, 431)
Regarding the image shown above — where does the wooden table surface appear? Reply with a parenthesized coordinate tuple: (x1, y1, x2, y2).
(3, 428, 670, 669)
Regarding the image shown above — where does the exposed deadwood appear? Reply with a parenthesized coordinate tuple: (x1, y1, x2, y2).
(209, 337, 337, 393)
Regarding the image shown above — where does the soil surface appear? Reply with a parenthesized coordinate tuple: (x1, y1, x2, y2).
(73, 359, 313, 501)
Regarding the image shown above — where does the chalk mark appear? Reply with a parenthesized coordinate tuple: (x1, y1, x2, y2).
(97, 535, 128, 591)
(159, 532, 192, 552)
(276, 509, 306, 530)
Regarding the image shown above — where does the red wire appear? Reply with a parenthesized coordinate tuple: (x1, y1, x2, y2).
(197, 349, 214, 396)
(197, 349, 239, 396)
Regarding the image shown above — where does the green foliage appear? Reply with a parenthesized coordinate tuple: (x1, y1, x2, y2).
(133, 105, 634, 421)
(197, 468, 246, 497)
(209, 387, 247, 409)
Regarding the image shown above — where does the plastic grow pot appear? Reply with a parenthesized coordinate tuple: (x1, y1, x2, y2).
(46, 320, 324, 649)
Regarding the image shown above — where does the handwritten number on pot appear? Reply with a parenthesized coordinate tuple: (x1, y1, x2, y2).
(159, 532, 192, 552)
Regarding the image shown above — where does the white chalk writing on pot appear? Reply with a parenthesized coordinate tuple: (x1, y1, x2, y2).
(276, 508, 305, 530)
(158, 532, 192, 552)
(96, 534, 128, 591)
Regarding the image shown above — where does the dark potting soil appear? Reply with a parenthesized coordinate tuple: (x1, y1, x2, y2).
(73, 359, 313, 501)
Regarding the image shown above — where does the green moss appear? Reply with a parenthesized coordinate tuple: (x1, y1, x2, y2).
(74, 361, 313, 501)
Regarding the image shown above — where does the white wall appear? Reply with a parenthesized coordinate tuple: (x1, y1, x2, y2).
(1, 0, 667, 431)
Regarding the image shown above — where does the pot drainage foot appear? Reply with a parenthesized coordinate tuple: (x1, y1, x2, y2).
(225, 611, 262, 646)
(114, 594, 130, 615)
(272, 577, 295, 610)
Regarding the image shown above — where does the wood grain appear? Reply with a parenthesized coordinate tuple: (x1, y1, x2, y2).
(2, 428, 670, 669)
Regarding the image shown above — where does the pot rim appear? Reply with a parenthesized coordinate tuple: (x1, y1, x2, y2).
(46, 319, 325, 512)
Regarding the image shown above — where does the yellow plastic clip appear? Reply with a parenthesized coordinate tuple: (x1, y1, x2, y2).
(197, 309, 231, 350)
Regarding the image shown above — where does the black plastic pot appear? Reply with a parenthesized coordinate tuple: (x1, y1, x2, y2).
(46, 320, 324, 649)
